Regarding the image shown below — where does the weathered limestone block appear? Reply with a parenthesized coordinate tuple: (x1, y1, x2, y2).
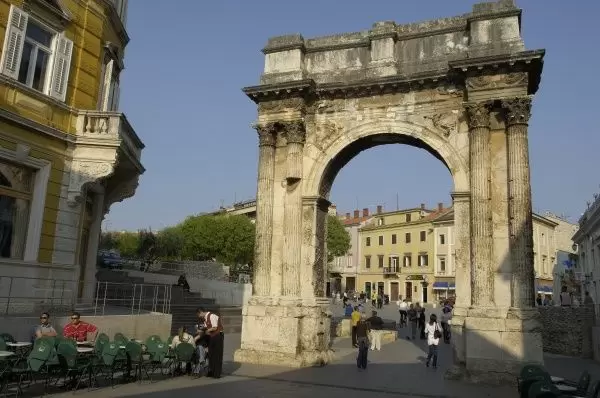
(235, 297, 333, 367)
(334, 318, 351, 337)
(380, 330, 397, 343)
(538, 306, 594, 358)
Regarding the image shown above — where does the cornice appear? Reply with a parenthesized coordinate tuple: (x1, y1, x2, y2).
(449, 49, 545, 94)
(243, 72, 459, 103)
(0, 108, 74, 143)
(97, 0, 130, 46)
(467, 8, 521, 23)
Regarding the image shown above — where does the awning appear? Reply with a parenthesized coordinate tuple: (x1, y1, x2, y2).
(433, 282, 449, 289)
(449, 283, 456, 290)
(537, 286, 553, 294)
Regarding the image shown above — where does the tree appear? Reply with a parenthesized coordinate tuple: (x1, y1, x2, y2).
(99, 232, 118, 251)
(137, 229, 158, 263)
(179, 214, 255, 266)
(114, 231, 139, 258)
(156, 226, 185, 260)
(326, 215, 351, 263)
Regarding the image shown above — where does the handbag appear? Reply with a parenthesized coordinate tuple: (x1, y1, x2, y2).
(433, 323, 442, 339)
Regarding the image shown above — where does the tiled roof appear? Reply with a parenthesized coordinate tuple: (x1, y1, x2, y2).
(342, 216, 373, 226)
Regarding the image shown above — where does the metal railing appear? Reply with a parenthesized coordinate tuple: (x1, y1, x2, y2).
(383, 266, 400, 274)
(0, 276, 172, 316)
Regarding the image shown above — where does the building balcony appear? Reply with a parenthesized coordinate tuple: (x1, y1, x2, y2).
(383, 266, 400, 274)
(70, 110, 145, 208)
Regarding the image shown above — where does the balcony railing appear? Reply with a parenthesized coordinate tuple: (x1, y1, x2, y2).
(76, 110, 144, 160)
(383, 266, 400, 274)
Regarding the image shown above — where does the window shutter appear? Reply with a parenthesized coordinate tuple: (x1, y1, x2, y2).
(1, 6, 28, 80)
(49, 34, 73, 101)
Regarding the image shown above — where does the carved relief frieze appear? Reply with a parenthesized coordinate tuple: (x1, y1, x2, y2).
(423, 112, 459, 137)
(67, 160, 114, 206)
(314, 121, 344, 151)
(258, 98, 305, 114)
(315, 100, 346, 114)
(501, 97, 532, 126)
(466, 72, 528, 91)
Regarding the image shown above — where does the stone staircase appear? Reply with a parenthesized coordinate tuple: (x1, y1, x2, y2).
(95, 269, 242, 334)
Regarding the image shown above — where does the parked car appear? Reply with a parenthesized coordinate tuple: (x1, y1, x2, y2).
(97, 251, 123, 270)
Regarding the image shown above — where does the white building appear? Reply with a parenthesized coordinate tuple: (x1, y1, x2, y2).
(573, 197, 600, 307)
(432, 209, 572, 301)
(328, 209, 373, 294)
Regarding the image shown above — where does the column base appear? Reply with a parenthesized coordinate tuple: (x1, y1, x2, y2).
(233, 295, 334, 368)
(446, 306, 543, 385)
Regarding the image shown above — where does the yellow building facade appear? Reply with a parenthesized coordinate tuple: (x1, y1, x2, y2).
(0, 0, 143, 305)
(357, 204, 446, 304)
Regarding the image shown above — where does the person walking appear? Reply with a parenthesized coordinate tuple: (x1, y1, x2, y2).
(356, 314, 370, 370)
(407, 304, 418, 340)
(398, 299, 408, 327)
(351, 306, 361, 348)
(425, 314, 442, 369)
(416, 303, 426, 340)
(440, 305, 452, 344)
(367, 310, 384, 351)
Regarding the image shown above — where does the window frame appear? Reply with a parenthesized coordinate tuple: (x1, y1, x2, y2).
(378, 235, 383, 246)
(0, 146, 50, 262)
(420, 231, 426, 242)
(391, 234, 397, 244)
(439, 234, 446, 245)
(378, 255, 384, 268)
(19, 19, 56, 92)
(439, 257, 446, 273)
(366, 237, 371, 247)
(365, 255, 371, 269)
(405, 232, 411, 243)
(418, 253, 429, 267)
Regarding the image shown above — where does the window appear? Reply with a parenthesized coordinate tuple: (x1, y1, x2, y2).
(391, 234, 397, 244)
(403, 254, 412, 267)
(365, 255, 371, 269)
(98, 49, 121, 111)
(378, 236, 383, 245)
(542, 255, 547, 274)
(391, 256, 398, 269)
(377, 218, 384, 226)
(418, 254, 429, 267)
(406, 214, 411, 222)
(405, 233, 411, 243)
(420, 231, 426, 242)
(439, 234, 446, 245)
(366, 237, 371, 247)
(1, 5, 73, 101)
(0, 160, 33, 259)
(439, 257, 446, 274)
(378, 255, 384, 268)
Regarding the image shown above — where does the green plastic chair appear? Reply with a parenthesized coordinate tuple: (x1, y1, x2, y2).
(100, 342, 123, 387)
(147, 341, 169, 375)
(57, 342, 90, 390)
(97, 333, 110, 345)
(0, 337, 6, 351)
(125, 341, 152, 382)
(0, 333, 15, 344)
(12, 338, 55, 395)
(146, 335, 162, 346)
(113, 333, 127, 344)
(527, 380, 561, 398)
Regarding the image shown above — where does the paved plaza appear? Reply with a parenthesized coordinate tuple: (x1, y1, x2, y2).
(50, 303, 600, 398)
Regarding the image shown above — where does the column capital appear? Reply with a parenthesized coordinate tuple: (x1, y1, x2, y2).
(501, 97, 533, 126)
(451, 191, 471, 202)
(464, 101, 492, 130)
(255, 123, 278, 147)
(282, 119, 306, 144)
(302, 195, 331, 210)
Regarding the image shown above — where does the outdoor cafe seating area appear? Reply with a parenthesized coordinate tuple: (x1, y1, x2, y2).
(0, 331, 200, 396)
(519, 364, 600, 398)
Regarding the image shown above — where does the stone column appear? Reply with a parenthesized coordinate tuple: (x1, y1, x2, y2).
(465, 102, 493, 306)
(253, 123, 278, 296)
(502, 97, 535, 308)
(282, 120, 305, 296)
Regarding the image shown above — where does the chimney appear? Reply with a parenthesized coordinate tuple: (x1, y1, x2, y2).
(376, 205, 383, 214)
(345, 212, 351, 219)
(438, 202, 444, 211)
(363, 208, 369, 217)
(354, 210, 360, 219)
(420, 203, 425, 210)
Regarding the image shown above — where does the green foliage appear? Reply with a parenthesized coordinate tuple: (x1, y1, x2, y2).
(326, 215, 351, 263)
(115, 232, 139, 258)
(156, 226, 185, 260)
(179, 214, 255, 265)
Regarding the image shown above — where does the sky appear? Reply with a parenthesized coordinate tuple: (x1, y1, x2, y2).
(104, 0, 600, 231)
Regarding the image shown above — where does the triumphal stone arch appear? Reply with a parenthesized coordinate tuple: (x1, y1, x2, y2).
(234, 0, 545, 383)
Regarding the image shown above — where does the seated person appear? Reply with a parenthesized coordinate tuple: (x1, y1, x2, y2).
(170, 326, 194, 349)
(62, 312, 98, 342)
(193, 320, 209, 368)
(32, 312, 57, 341)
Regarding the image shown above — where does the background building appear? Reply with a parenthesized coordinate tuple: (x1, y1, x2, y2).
(0, 0, 143, 302)
(432, 209, 574, 302)
(573, 196, 600, 308)
(357, 203, 447, 304)
(327, 208, 372, 295)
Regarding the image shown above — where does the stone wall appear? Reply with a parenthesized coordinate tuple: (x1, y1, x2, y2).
(538, 306, 595, 358)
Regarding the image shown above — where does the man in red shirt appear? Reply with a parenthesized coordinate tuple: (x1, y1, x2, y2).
(62, 312, 98, 342)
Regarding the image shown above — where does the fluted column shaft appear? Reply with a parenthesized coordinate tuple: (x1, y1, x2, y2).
(466, 102, 493, 306)
(253, 123, 277, 296)
(502, 97, 535, 308)
(282, 120, 305, 296)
